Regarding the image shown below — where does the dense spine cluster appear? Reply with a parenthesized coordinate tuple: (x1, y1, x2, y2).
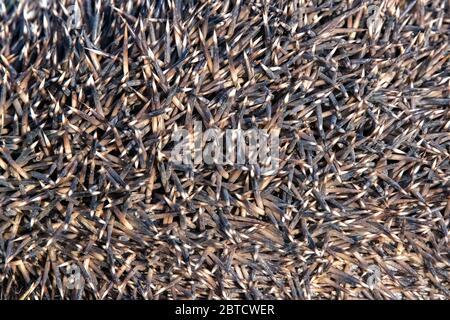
(0, 0, 449, 299)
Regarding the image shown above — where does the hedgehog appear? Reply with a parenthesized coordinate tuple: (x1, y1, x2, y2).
(0, 0, 449, 300)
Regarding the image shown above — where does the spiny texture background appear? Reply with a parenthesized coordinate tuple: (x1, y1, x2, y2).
(0, 0, 449, 300)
